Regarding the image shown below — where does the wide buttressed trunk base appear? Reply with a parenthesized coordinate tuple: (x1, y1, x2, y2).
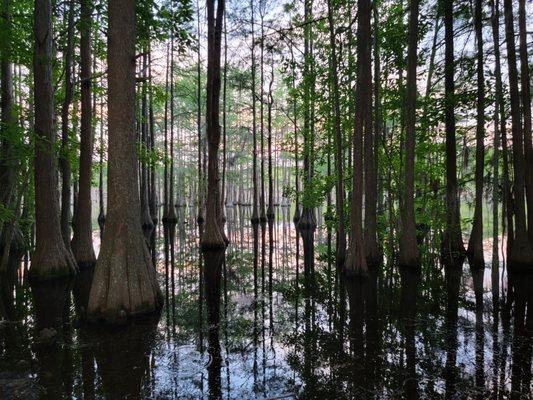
(87, 221, 163, 324)
(29, 239, 78, 283)
(508, 235, 533, 273)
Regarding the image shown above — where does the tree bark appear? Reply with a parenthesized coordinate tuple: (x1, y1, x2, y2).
(490, 0, 501, 315)
(326, 0, 346, 274)
(399, 0, 420, 269)
(88, 0, 162, 321)
(140, 51, 154, 242)
(71, 0, 96, 269)
(196, 0, 204, 227)
(466, 0, 485, 271)
(363, 0, 378, 268)
(30, 0, 77, 282)
(266, 58, 274, 222)
(503, 0, 533, 271)
(250, 0, 259, 224)
(441, 0, 466, 270)
(345, 0, 370, 277)
(59, 0, 75, 247)
(201, 0, 226, 250)
(298, 0, 317, 278)
(518, 0, 533, 243)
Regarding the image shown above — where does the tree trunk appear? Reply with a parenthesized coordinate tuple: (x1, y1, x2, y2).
(266, 58, 274, 223)
(30, 0, 77, 282)
(518, 0, 533, 243)
(290, 45, 301, 225)
(71, 0, 96, 269)
(490, 0, 501, 316)
(98, 74, 106, 239)
(140, 51, 154, 243)
(298, 0, 317, 279)
(196, 0, 204, 227)
(148, 49, 157, 266)
(259, 10, 266, 224)
(503, 0, 533, 271)
(59, 0, 75, 247)
(363, 2, 378, 268)
(399, 0, 420, 269)
(441, 0, 465, 270)
(466, 0, 485, 271)
(326, 0, 346, 274)
(345, 0, 370, 277)
(201, 0, 226, 250)
(88, 0, 162, 321)
(250, 0, 259, 224)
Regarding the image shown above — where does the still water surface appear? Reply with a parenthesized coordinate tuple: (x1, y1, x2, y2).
(0, 206, 531, 399)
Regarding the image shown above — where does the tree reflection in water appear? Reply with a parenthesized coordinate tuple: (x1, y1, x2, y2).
(0, 209, 531, 399)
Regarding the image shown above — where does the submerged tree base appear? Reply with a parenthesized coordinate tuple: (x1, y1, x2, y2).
(28, 243, 78, 283)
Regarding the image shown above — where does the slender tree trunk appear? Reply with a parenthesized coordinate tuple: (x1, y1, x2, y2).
(266, 57, 274, 222)
(503, 0, 533, 270)
(250, 0, 259, 224)
(345, 0, 369, 277)
(201, 0, 226, 250)
(326, 0, 346, 274)
(290, 45, 300, 225)
(168, 25, 178, 301)
(399, 0, 420, 269)
(59, 0, 75, 247)
(518, 0, 533, 243)
(259, 7, 266, 224)
(442, 0, 466, 270)
(148, 49, 157, 266)
(466, 0, 485, 271)
(197, 0, 204, 227)
(88, 0, 162, 321)
(30, 0, 77, 281)
(0, 0, 25, 279)
(298, 0, 317, 278)
(71, 0, 96, 269)
(140, 51, 154, 242)
(0, 0, 14, 210)
(221, 12, 228, 221)
(363, 2, 378, 268)
(98, 75, 105, 238)
(490, 0, 501, 316)
(373, 2, 384, 226)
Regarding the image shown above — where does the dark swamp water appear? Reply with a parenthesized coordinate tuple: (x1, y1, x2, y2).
(0, 205, 532, 399)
